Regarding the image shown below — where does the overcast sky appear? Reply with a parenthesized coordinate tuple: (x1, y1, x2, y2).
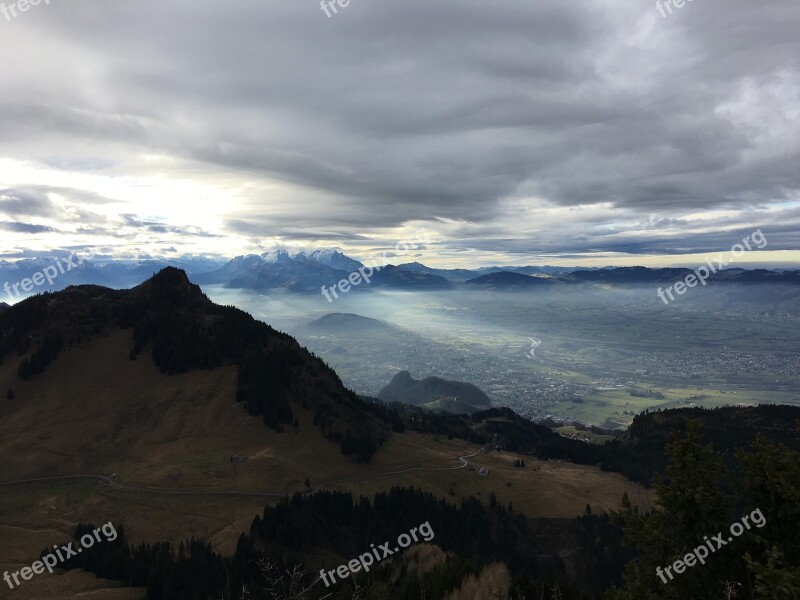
(0, 0, 798, 268)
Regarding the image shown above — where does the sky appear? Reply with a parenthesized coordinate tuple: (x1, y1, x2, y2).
(0, 0, 799, 269)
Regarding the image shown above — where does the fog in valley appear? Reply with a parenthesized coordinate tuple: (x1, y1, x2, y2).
(205, 284, 800, 429)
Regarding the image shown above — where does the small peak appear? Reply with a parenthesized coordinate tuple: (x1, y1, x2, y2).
(149, 267, 193, 287)
(133, 267, 205, 307)
(392, 370, 414, 382)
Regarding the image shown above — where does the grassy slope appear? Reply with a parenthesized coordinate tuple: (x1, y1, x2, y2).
(0, 329, 651, 598)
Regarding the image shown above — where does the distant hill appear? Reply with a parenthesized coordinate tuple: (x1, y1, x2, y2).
(306, 312, 395, 335)
(0, 302, 9, 311)
(369, 265, 453, 289)
(564, 266, 800, 286)
(395, 262, 482, 282)
(396, 262, 595, 282)
(378, 371, 492, 414)
(466, 271, 556, 289)
(709, 267, 800, 284)
(498, 265, 585, 276)
(564, 266, 696, 284)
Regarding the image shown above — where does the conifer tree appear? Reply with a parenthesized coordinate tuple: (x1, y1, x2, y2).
(606, 421, 733, 599)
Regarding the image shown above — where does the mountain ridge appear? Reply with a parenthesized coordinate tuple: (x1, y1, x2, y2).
(0, 267, 393, 462)
(4, 251, 798, 300)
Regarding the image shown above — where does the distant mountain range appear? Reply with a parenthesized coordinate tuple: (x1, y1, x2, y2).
(397, 262, 596, 282)
(191, 252, 800, 292)
(465, 271, 556, 289)
(561, 266, 800, 286)
(188, 250, 614, 292)
(0, 257, 227, 300)
(3, 250, 798, 300)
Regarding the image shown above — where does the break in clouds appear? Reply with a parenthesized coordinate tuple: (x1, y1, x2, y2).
(0, 0, 798, 265)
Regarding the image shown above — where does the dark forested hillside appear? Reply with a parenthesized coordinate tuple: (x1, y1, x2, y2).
(0, 268, 392, 461)
(389, 404, 800, 486)
(57, 487, 628, 600)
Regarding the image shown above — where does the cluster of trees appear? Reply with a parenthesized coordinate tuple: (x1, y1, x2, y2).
(246, 486, 622, 597)
(376, 401, 487, 444)
(313, 401, 390, 463)
(50, 523, 229, 600)
(132, 311, 225, 373)
(607, 422, 800, 599)
(600, 404, 800, 485)
(62, 486, 625, 599)
(389, 405, 800, 487)
(0, 293, 50, 360)
(117, 291, 300, 432)
(237, 350, 297, 430)
(112, 269, 395, 458)
(1, 289, 115, 374)
(52, 422, 800, 599)
(18, 332, 63, 380)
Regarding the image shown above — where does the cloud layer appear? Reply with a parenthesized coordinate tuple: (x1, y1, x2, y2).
(0, 0, 798, 266)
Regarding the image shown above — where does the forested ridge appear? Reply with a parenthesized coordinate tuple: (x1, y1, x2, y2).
(386, 404, 800, 486)
(55, 486, 626, 599)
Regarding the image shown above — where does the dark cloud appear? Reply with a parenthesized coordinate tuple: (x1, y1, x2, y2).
(0, 221, 56, 234)
(0, 189, 56, 218)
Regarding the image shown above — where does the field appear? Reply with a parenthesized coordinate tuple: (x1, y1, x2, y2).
(553, 426, 615, 444)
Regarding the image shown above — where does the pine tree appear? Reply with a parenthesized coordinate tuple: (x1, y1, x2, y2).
(606, 421, 800, 600)
(735, 435, 800, 599)
(606, 421, 733, 599)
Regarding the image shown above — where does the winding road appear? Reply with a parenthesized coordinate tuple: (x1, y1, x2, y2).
(0, 450, 483, 499)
